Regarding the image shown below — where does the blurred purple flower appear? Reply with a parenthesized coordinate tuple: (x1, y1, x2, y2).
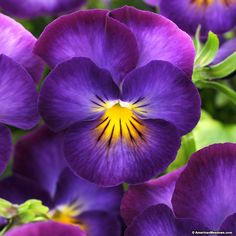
(144, 0, 161, 7)
(35, 6, 201, 187)
(159, 0, 236, 36)
(0, 14, 42, 175)
(122, 143, 236, 235)
(0, 0, 86, 19)
(0, 126, 123, 236)
(6, 221, 86, 236)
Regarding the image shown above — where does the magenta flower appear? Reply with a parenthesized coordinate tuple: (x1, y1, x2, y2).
(0, 126, 123, 236)
(35, 6, 201, 186)
(122, 143, 236, 234)
(0, 0, 86, 19)
(159, 0, 236, 36)
(0, 14, 42, 174)
(5, 222, 85, 236)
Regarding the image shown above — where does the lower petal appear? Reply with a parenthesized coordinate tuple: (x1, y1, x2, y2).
(64, 118, 180, 186)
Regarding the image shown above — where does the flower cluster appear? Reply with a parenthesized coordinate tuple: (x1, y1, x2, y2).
(0, 0, 235, 235)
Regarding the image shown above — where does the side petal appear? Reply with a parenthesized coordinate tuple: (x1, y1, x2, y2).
(5, 221, 85, 236)
(110, 6, 195, 77)
(172, 143, 236, 230)
(122, 61, 201, 135)
(0, 124, 12, 175)
(0, 13, 43, 83)
(0, 0, 86, 19)
(13, 126, 66, 197)
(121, 168, 183, 225)
(78, 211, 121, 236)
(125, 204, 208, 236)
(0, 55, 39, 129)
(64, 118, 180, 186)
(54, 168, 123, 214)
(39, 57, 120, 132)
(34, 9, 139, 84)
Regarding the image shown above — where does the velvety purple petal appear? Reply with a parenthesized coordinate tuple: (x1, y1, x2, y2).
(0, 55, 39, 129)
(78, 211, 121, 236)
(13, 126, 66, 197)
(172, 143, 236, 230)
(0, 0, 86, 19)
(0, 13, 43, 83)
(54, 168, 123, 214)
(39, 57, 119, 132)
(213, 38, 236, 64)
(110, 6, 195, 77)
(160, 0, 236, 36)
(5, 221, 85, 236)
(122, 61, 201, 135)
(34, 9, 139, 84)
(121, 168, 183, 225)
(0, 124, 12, 175)
(0, 175, 52, 207)
(125, 204, 208, 236)
(220, 213, 236, 232)
(64, 118, 180, 186)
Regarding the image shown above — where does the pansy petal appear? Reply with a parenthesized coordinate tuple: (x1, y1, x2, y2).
(110, 6, 195, 77)
(122, 61, 201, 135)
(35, 9, 139, 84)
(0, 55, 39, 129)
(0, 13, 43, 83)
(0, 175, 52, 207)
(39, 57, 119, 132)
(78, 211, 121, 236)
(0, 124, 12, 175)
(125, 204, 208, 236)
(0, 0, 86, 19)
(54, 168, 123, 214)
(213, 38, 236, 64)
(13, 126, 66, 197)
(172, 143, 236, 230)
(121, 168, 183, 225)
(220, 213, 236, 232)
(5, 221, 85, 236)
(64, 118, 180, 186)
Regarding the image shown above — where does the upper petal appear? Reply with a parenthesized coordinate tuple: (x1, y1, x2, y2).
(172, 143, 236, 230)
(0, 55, 39, 129)
(110, 6, 195, 77)
(121, 168, 183, 225)
(220, 213, 236, 233)
(13, 125, 66, 197)
(0, 13, 43, 83)
(39, 57, 120, 132)
(34, 9, 139, 84)
(122, 61, 201, 135)
(0, 124, 12, 175)
(5, 221, 86, 236)
(64, 118, 180, 186)
(124, 204, 208, 236)
(0, 0, 86, 19)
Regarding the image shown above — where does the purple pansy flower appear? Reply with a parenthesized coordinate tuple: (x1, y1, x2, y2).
(0, 14, 41, 174)
(0, 0, 86, 19)
(35, 6, 200, 186)
(5, 221, 86, 236)
(122, 143, 236, 234)
(159, 0, 236, 36)
(0, 126, 123, 236)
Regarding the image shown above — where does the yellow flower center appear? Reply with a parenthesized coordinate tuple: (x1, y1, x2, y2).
(191, 0, 235, 6)
(94, 101, 145, 146)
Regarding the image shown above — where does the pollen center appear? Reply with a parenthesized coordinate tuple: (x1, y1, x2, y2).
(94, 102, 145, 146)
(191, 0, 235, 6)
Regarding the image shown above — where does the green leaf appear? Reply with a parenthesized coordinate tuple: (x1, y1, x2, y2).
(0, 199, 16, 219)
(195, 31, 219, 67)
(201, 52, 236, 79)
(166, 132, 196, 173)
(196, 80, 236, 105)
(193, 25, 202, 54)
